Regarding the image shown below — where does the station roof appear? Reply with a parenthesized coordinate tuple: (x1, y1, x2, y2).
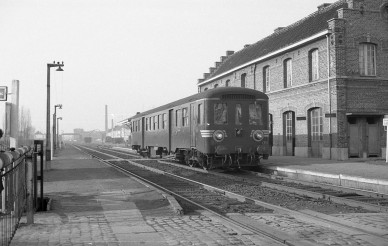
(201, 0, 347, 83)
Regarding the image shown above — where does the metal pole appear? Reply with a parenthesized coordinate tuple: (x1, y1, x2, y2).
(26, 155, 34, 224)
(46, 65, 51, 161)
(53, 113, 56, 151)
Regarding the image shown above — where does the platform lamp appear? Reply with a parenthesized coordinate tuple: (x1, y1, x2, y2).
(46, 61, 64, 161)
(53, 104, 62, 151)
(57, 117, 62, 149)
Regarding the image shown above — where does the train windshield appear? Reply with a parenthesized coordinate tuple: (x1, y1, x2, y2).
(249, 103, 263, 125)
(214, 103, 228, 125)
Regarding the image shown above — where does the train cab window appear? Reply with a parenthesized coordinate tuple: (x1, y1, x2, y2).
(182, 108, 188, 126)
(198, 104, 203, 125)
(249, 103, 263, 125)
(235, 104, 242, 125)
(214, 103, 228, 125)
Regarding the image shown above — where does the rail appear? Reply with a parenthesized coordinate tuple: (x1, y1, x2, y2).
(0, 146, 32, 246)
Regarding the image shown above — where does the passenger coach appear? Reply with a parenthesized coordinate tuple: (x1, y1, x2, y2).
(128, 87, 270, 169)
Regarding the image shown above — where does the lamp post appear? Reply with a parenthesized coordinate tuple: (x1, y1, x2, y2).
(57, 117, 62, 149)
(53, 104, 62, 151)
(46, 61, 64, 161)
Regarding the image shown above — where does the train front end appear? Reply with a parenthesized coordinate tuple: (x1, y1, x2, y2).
(199, 89, 270, 169)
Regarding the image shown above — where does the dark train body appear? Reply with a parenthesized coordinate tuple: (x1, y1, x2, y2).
(128, 87, 270, 169)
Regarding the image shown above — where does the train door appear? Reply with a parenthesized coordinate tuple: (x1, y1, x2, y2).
(190, 103, 197, 147)
(141, 117, 145, 149)
(168, 109, 173, 153)
(283, 111, 295, 156)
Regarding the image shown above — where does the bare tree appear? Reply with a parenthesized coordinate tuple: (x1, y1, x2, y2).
(18, 106, 35, 146)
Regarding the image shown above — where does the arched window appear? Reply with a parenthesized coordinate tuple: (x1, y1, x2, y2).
(241, 73, 246, 88)
(225, 80, 230, 87)
(214, 84, 218, 88)
(359, 43, 376, 76)
(309, 49, 319, 81)
(283, 59, 292, 88)
(204, 87, 208, 91)
(263, 66, 270, 92)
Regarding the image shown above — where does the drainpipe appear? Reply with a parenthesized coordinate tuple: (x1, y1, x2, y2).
(327, 33, 332, 159)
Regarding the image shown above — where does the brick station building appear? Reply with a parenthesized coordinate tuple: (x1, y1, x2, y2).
(197, 0, 388, 160)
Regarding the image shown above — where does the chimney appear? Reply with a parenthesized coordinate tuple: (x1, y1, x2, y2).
(244, 44, 250, 48)
(215, 62, 221, 68)
(274, 27, 285, 33)
(136, 112, 140, 114)
(220, 56, 227, 62)
(209, 67, 215, 74)
(226, 50, 234, 56)
(204, 73, 210, 79)
(198, 79, 204, 84)
(317, 3, 331, 11)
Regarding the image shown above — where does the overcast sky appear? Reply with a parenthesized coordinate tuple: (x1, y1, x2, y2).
(0, 0, 335, 134)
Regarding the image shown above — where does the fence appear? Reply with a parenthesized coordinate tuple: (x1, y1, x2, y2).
(0, 147, 32, 246)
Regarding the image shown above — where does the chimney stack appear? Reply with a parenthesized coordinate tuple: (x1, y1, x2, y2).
(226, 50, 234, 56)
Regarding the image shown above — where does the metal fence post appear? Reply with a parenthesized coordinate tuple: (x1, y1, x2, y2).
(26, 154, 34, 224)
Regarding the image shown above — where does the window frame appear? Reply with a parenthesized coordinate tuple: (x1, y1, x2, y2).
(284, 58, 292, 88)
(359, 43, 377, 76)
(310, 108, 323, 141)
(263, 66, 270, 92)
(182, 107, 188, 127)
(309, 49, 319, 81)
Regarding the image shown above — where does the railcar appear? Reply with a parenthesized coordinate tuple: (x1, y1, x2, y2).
(128, 87, 270, 169)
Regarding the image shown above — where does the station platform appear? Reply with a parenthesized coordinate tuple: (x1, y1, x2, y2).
(10, 145, 182, 246)
(260, 155, 388, 195)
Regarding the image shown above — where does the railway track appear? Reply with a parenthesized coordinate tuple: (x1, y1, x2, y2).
(74, 144, 388, 246)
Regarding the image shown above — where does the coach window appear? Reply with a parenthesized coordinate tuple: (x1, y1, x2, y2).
(309, 49, 319, 81)
(162, 114, 166, 129)
(198, 104, 203, 124)
(284, 58, 292, 88)
(249, 103, 263, 125)
(182, 108, 188, 126)
(359, 43, 376, 76)
(146, 118, 149, 131)
(176, 110, 181, 127)
(214, 103, 228, 125)
(235, 104, 242, 125)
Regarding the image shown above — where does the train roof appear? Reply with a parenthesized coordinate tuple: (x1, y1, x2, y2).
(127, 87, 268, 121)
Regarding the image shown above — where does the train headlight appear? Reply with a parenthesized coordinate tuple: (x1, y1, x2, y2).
(213, 130, 225, 142)
(252, 130, 264, 142)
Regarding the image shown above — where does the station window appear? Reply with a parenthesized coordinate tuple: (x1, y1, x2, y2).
(359, 43, 376, 76)
(310, 108, 323, 141)
(263, 66, 270, 92)
(182, 108, 188, 126)
(241, 73, 246, 88)
(249, 103, 263, 125)
(235, 104, 242, 125)
(284, 58, 292, 88)
(214, 103, 228, 125)
(309, 49, 319, 81)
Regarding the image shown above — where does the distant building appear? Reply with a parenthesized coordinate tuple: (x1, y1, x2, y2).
(197, 0, 388, 160)
(34, 131, 45, 140)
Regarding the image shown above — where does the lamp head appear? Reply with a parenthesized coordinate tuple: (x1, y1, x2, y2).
(56, 66, 64, 72)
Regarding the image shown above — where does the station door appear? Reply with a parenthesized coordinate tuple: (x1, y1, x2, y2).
(348, 117, 380, 158)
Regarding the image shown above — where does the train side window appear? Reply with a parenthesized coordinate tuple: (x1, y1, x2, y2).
(214, 103, 228, 125)
(249, 103, 263, 125)
(146, 118, 149, 131)
(235, 104, 242, 125)
(176, 110, 181, 127)
(182, 108, 188, 126)
(198, 104, 203, 125)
